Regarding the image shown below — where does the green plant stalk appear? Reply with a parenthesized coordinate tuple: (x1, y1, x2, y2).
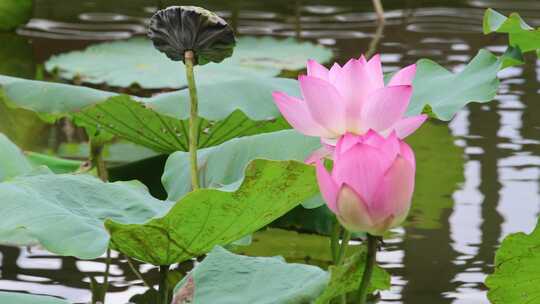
(90, 139, 108, 182)
(372, 0, 385, 22)
(158, 265, 170, 304)
(100, 248, 112, 303)
(357, 234, 378, 304)
(125, 255, 154, 290)
(336, 230, 351, 265)
(330, 219, 341, 263)
(184, 50, 200, 190)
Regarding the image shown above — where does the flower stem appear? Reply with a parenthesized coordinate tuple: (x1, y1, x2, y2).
(158, 265, 170, 304)
(372, 0, 385, 22)
(90, 139, 108, 182)
(336, 230, 351, 265)
(330, 219, 341, 263)
(184, 50, 200, 190)
(357, 234, 378, 304)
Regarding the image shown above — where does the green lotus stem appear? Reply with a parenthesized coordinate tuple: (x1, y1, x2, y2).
(158, 265, 170, 304)
(184, 50, 200, 190)
(330, 220, 341, 262)
(90, 139, 108, 182)
(336, 230, 351, 265)
(100, 248, 112, 303)
(357, 234, 378, 304)
(125, 255, 154, 290)
(372, 0, 385, 22)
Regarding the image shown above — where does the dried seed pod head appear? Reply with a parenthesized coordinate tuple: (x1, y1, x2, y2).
(148, 6, 236, 65)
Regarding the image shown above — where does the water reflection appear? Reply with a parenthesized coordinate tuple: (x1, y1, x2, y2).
(1, 0, 540, 303)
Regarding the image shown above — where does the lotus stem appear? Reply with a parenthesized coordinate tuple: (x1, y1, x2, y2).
(125, 255, 154, 290)
(372, 0, 385, 23)
(90, 139, 108, 182)
(336, 230, 351, 265)
(184, 50, 200, 190)
(330, 219, 341, 263)
(357, 234, 378, 304)
(158, 265, 170, 304)
(366, 20, 385, 59)
(100, 248, 112, 303)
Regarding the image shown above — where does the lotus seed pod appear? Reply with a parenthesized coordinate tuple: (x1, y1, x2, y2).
(148, 6, 236, 65)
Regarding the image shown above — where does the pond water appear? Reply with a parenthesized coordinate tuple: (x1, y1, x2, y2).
(1, 0, 540, 303)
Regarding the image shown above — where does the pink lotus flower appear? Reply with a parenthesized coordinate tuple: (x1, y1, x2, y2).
(316, 131, 416, 235)
(273, 55, 427, 144)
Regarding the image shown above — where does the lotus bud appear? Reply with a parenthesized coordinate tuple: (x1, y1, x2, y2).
(148, 6, 236, 65)
(316, 131, 416, 235)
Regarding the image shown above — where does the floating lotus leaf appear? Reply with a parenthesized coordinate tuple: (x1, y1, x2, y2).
(0, 172, 172, 258)
(172, 246, 328, 304)
(485, 218, 540, 303)
(483, 8, 540, 56)
(44, 37, 333, 89)
(106, 159, 318, 265)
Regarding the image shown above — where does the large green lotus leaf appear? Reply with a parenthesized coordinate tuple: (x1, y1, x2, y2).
(485, 218, 540, 303)
(106, 159, 318, 265)
(315, 248, 391, 304)
(172, 246, 328, 304)
(0, 75, 116, 118)
(483, 8, 540, 55)
(0, 0, 32, 31)
(405, 122, 464, 229)
(407, 49, 501, 121)
(0, 133, 33, 181)
(0, 292, 70, 304)
(57, 141, 158, 164)
(0, 75, 298, 152)
(45, 37, 332, 89)
(0, 173, 173, 258)
(162, 129, 320, 201)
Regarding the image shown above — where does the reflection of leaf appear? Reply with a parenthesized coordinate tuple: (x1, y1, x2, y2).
(173, 246, 328, 304)
(238, 228, 359, 267)
(483, 8, 540, 55)
(315, 247, 391, 304)
(107, 159, 318, 265)
(162, 130, 320, 201)
(407, 50, 501, 120)
(0, 33, 34, 77)
(45, 37, 332, 89)
(485, 218, 540, 304)
(405, 122, 464, 229)
(0, 292, 70, 304)
(0, 173, 172, 258)
(0, 133, 32, 181)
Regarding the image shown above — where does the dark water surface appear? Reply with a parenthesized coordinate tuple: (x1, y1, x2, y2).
(1, 0, 540, 303)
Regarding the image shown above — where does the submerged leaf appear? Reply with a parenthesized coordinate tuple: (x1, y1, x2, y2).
(315, 247, 391, 304)
(173, 246, 328, 304)
(106, 159, 318, 265)
(485, 218, 540, 303)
